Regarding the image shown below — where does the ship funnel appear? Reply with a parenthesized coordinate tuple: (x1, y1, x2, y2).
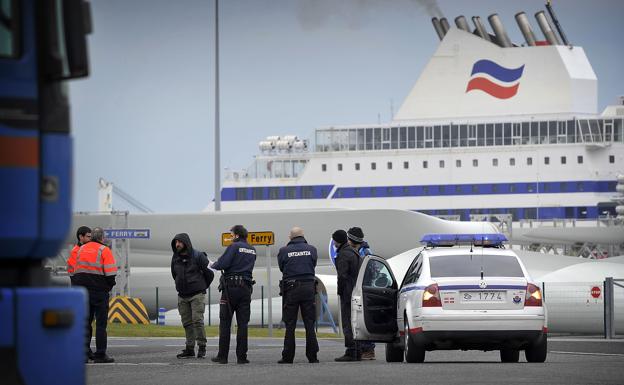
(472, 16, 491, 42)
(535, 11, 561, 45)
(431, 17, 445, 40)
(439, 17, 450, 34)
(545, 1, 570, 46)
(515, 12, 536, 46)
(487, 13, 512, 47)
(454, 16, 470, 32)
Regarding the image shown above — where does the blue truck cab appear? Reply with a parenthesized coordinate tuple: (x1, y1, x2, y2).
(0, 1, 92, 383)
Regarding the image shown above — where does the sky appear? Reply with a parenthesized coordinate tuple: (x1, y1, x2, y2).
(69, 0, 624, 213)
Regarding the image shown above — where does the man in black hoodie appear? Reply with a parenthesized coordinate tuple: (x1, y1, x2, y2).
(332, 229, 362, 362)
(171, 233, 214, 359)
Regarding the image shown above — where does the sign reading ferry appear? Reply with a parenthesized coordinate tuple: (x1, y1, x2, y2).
(221, 231, 274, 247)
(466, 59, 525, 99)
(105, 229, 150, 239)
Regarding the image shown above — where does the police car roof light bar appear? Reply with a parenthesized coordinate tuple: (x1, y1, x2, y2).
(420, 233, 507, 247)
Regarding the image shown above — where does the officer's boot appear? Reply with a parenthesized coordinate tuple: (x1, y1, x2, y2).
(197, 345, 206, 359)
(177, 346, 195, 359)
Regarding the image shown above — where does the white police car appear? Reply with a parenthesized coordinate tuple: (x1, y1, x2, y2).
(351, 233, 547, 363)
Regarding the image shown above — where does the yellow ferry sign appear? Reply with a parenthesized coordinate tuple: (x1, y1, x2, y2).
(221, 231, 274, 247)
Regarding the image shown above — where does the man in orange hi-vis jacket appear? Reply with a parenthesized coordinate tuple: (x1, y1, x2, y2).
(67, 226, 92, 282)
(73, 227, 117, 364)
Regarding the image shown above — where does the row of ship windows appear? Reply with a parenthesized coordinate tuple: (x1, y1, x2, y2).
(419, 205, 614, 221)
(223, 181, 615, 201)
(321, 155, 616, 172)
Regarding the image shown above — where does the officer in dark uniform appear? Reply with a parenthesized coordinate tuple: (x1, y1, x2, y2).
(210, 225, 256, 364)
(277, 227, 319, 364)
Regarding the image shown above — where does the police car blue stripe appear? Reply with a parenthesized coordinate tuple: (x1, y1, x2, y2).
(400, 285, 426, 294)
(439, 285, 526, 290)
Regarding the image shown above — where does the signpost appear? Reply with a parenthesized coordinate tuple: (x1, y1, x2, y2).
(221, 231, 275, 335)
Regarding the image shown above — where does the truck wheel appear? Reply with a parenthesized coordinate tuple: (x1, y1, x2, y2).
(525, 334, 547, 363)
(500, 348, 520, 363)
(404, 320, 425, 363)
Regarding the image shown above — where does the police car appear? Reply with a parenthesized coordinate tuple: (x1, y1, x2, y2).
(351, 233, 547, 363)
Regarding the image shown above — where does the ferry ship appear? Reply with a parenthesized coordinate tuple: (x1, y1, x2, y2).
(211, 7, 623, 225)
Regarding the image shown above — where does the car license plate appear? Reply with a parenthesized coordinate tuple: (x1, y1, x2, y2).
(460, 291, 506, 302)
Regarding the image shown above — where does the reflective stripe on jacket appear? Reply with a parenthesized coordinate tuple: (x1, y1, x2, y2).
(74, 242, 118, 276)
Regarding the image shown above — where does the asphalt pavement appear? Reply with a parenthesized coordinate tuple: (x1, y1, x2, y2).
(87, 336, 624, 385)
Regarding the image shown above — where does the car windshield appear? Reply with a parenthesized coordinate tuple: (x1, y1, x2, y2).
(429, 254, 524, 277)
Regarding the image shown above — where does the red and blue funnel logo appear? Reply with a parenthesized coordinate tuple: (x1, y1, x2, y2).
(466, 59, 524, 99)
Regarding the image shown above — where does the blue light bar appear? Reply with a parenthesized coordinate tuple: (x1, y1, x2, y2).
(420, 233, 508, 247)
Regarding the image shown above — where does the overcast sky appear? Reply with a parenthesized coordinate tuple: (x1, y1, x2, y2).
(69, 0, 624, 213)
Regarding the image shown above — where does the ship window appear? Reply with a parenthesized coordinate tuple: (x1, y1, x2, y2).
(366, 128, 373, 150)
(354, 188, 360, 197)
(269, 187, 280, 200)
(510, 184, 516, 193)
(322, 164, 327, 172)
(387, 162, 393, 170)
(560, 182, 566, 192)
(492, 184, 498, 193)
(438, 185, 445, 194)
(577, 155, 583, 164)
(544, 156, 550, 165)
(455, 185, 462, 193)
(416, 126, 424, 148)
(539, 121, 548, 144)
(391, 127, 399, 149)
(521, 122, 530, 145)
(439, 160, 445, 168)
(374, 128, 382, 150)
(371, 162, 376, 170)
(403, 161, 409, 169)
(0, 0, 19, 59)
(494, 123, 503, 145)
(408, 126, 415, 148)
(567, 120, 576, 143)
(285, 187, 296, 199)
(387, 187, 393, 196)
(477, 124, 485, 146)
(578, 206, 588, 219)
(577, 182, 584, 192)
(486, 124, 494, 146)
(456, 159, 461, 168)
(561, 156, 567, 165)
(527, 157, 533, 166)
(472, 159, 478, 167)
(610, 155, 615, 163)
(442, 125, 450, 147)
(459, 125, 468, 147)
(492, 158, 498, 167)
(472, 185, 479, 193)
(252, 187, 263, 200)
(530, 122, 539, 144)
(434, 125, 442, 148)
(236, 188, 247, 201)
(355, 162, 360, 171)
(528, 184, 535, 193)
(425, 126, 433, 148)
(400, 126, 407, 149)
(423, 160, 428, 169)
(402, 186, 409, 195)
(525, 208, 537, 219)
(357, 128, 366, 150)
(371, 187, 377, 197)
(451, 124, 459, 147)
(503, 123, 512, 145)
(509, 158, 515, 166)
(302, 186, 314, 199)
(337, 163, 343, 171)
(423, 186, 429, 195)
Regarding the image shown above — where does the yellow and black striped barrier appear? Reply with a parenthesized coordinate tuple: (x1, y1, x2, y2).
(108, 296, 149, 324)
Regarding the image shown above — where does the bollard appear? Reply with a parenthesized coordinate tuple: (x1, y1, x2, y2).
(155, 287, 159, 324)
(261, 285, 264, 328)
(158, 307, 166, 326)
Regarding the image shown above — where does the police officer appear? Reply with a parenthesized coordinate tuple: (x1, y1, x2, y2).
(210, 225, 256, 364)
(277, 227, 319, 364)
(332, 229, 361, 362)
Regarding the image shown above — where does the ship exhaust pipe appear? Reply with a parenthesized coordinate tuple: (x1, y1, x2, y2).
(472, 16, 492, 42)
(431, 17, 445, 40)
(515, 12, 537, 46)
(545, 1, 570, 46)
(535, 11, 561, 45)
(487, 13, 512, 47)
(454, 15, 470, 32)
(439, 17, 450, 34)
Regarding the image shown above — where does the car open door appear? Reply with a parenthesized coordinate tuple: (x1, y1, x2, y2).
(352, 255, 399, 342)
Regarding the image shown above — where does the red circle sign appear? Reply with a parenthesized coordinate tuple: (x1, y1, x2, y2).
(591, 286, 601, 298)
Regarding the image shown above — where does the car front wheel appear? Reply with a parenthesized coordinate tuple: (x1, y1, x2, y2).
(525, 334, 547, 363)
(404, 319, 425, 363)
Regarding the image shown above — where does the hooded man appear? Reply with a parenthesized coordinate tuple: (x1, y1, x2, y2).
(347, 226, 375, 360)
(332, 229, 362, 362)
(171, 233, 215, 359)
